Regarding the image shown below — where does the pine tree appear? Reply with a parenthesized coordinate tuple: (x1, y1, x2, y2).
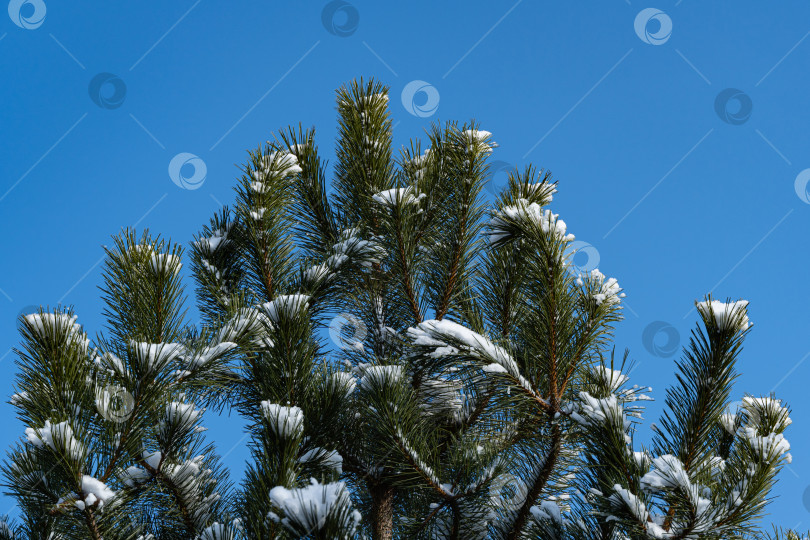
(2, 78, 794, 539)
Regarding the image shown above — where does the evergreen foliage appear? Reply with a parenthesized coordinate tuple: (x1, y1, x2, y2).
(1, 79, 796, 539)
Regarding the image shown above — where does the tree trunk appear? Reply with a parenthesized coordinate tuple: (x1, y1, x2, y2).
(369, 481, 396, 540)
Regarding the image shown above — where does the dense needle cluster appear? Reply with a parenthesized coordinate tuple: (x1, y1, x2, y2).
(0, 79, 799, 539)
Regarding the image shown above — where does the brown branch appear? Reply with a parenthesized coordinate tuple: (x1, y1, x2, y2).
(83, 508, 102, 540)
(505, 422, 562, 540)
(368, 481, 396, 540)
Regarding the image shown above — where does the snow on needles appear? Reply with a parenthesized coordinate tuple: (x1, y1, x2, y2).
(697, 299, 750, 330)
(262, 294, 310, 323)
(25, 420, 84, 460)
(261, 403, 304, 438)
(130, 341, 185, 373)
(408, 319, 516, 374)
(75, 476, 116, 510)
(149, 253, 182, 275)
(269, 480, 361, 535)
(580, 269, 625, 306)
(371, 187, 424, 207)
(23, 312, 88, 351)
(488, 200, 574, 245)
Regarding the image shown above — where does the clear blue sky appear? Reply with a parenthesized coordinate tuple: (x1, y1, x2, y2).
(2, 0, 809, 528)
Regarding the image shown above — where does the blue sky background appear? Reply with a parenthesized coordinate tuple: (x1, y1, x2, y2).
(1, 0, 809, 529)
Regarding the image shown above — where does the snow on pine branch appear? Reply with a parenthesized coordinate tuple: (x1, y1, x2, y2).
(74, 475, 116, 510)
(407, 319, 547, 406)
(23, 312, 88, 351)
(577, 269, 625, 307)
(253, 151, 302, 181)
(697, 299, 750, 331)
(488, 200, 574, 245)
(130, 341, 185, 374)
(261, 294, 310, 323)
(187, 341, 237, 370)
(358, 364, 403, 391)
(371, 187, 424, 207)
(268, 480, 361, 537)
(25, 420, 84, 461)
(149, 253, 182, 275)
(261, 403, 305, 438)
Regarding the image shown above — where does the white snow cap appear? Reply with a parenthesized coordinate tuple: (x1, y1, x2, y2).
(121, 465, 151, 487)
(371, 187, 424, 207)
(77, 475, 116, 510)
(165, 402, 202, 431)
(149, 253, 182, 274)
(697, 299, 750, 330)
(199, 521, 240, 540)
(268, 480, 361, 535)
(331, 371, 357, 398)
(530, 500, 563, 525)
(592, 365, 629, 392)
(742, 396, 791, 429)
(25, 420, 84, 460)
(23, 312, 88, 350)
(408, 319, 517, 375)
(640, 454, 691, 493)
(131, 341, 185, 373)
(195, 231, 229, 253)
(262, 294, 310, 323)
(188, 342, 237, 370)
(585, 269, 625, 306)
(358, 365, 403, 391)
(298, 447, 343, 474)
(463, 129, 495, 153)
(256, 151, 302, 177)
(489, 200, 574, 244)
(261, 403, 305, 438)
(217, 308, 273, 343)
